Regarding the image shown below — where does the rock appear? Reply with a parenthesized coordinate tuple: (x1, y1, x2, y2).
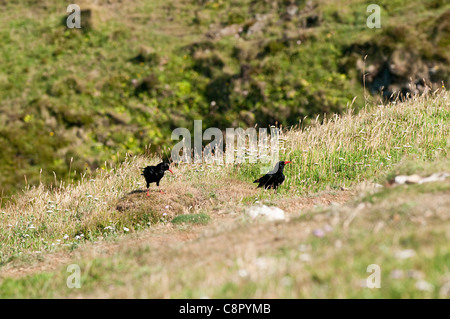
(246, 205, 285, 221)
(418, 172, 450, 184)
(393, 172, 450, 185)
(394, 174, 422, 184)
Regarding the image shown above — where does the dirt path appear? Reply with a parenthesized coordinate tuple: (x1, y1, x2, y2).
(0, 187, 353, 280)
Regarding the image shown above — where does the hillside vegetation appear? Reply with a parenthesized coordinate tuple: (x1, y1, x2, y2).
(0, 90, 448, 298)
(1, 0, 449, 196)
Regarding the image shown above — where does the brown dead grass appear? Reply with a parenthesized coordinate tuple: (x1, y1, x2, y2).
(0, 174, 352, 280)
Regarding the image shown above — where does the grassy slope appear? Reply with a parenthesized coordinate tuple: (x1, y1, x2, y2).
(0, 91, 448, 298)
(1, 0, 449, 197)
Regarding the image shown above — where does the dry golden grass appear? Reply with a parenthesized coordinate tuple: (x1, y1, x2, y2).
(251, 89, 449, 192)
(0, 90, 448, 298)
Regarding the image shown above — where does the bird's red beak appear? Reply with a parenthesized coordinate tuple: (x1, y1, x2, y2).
(284, 161, 292, 164)
(168, 169, 174, 175)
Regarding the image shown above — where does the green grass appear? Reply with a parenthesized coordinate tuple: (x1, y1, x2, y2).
(1, 158, 448, 298)
(0, 91, 447, 268)
(1, 0, 449, 198)
(235, 91, 449, 194)
(0, 0, 449, 299)
(171, 213, 210, 225)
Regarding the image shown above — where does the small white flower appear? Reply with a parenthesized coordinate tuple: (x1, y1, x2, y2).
(29, 225, 36, 229)
(395, 249, 416, 260)
(237, 269, 248, 278)
(415, 280, 434, 292)
(63, 234, 69, 240)
(123, 227, 129, 232)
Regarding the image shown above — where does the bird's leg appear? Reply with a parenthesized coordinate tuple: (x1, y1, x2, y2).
(157, 181, 165, 194)
(146, 183, 150, 197)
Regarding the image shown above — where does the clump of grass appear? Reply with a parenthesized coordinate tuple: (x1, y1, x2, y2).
(3, 158, 448, 299)
(0, 153, 231, 266)
(0, 155, 159, 265)
(0, 92, 449, 297)
(171, 213, 210, 225)
(236, 90, 449, 194)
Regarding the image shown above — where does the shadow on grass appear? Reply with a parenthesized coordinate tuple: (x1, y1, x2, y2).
(128, 189, 146, 195)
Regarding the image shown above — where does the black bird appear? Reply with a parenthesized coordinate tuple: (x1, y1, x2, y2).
(253, 161, 292, 190)
(141, 162, 173, 196)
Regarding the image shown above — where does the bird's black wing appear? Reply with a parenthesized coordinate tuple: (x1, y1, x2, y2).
(254, 173, 275, 188)
(142, 166, 158, 182)
(273, 174, 285, 189)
